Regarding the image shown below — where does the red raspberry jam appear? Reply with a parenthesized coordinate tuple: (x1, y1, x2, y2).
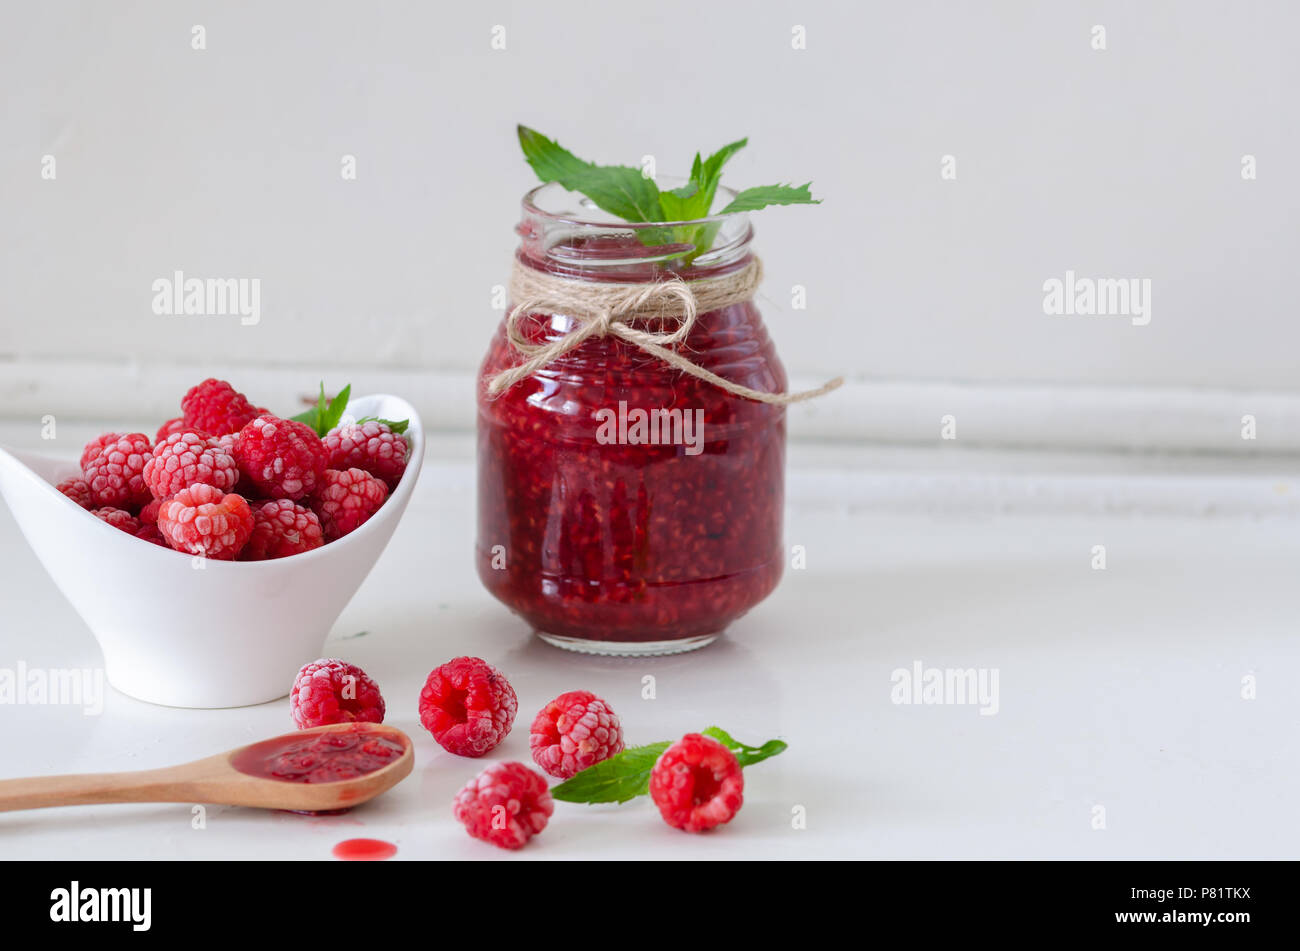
(332, 838, 398, 861)
(476, 183, 787, 655)
(230, 724, 406, 784)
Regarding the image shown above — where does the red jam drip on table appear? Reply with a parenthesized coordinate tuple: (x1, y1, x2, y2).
(477, 237, 786, 644)
(332, 838, 398, 861)
(231, 725, 405, 784)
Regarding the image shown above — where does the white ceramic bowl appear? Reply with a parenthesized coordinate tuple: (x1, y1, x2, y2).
(0, 395, 423, 709)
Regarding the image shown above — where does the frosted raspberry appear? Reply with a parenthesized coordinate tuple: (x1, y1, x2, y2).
(56, 478, 92, 509)
(79, 432, 122, 471)
(156, 483, 253, 560)
(181, 378, 265, 436)
(289, 658, 386, 729)
(453, 762, 553, 850)
(241, 499, 324, 560)
(312, 468, 387, 541)
(144, 431, 239, 500)
(529, 690, 625, 779)
(92, 507, 141, 534)
(418, 656, 517, 757)
(649, 733, 744, 833)
(234, 415, 328, 501)
(155, 417, 196, 444)
(322, 421, 410, 490)
(82, 433, 153, 510)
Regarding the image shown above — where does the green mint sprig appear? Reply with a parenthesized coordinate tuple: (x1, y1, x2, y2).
(550, 727, 787, 805)
(291, 382, 351, 437)
(289, 382, 409, 437)
(518, 125, 819, 261)
(518, 126, 662, 224)
(700, 726, 789, 766)
(549, 741, 671, 805)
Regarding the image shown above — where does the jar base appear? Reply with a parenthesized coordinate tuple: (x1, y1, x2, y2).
(535, 631, 719, 657)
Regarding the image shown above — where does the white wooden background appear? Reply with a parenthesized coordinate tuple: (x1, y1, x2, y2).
(2, 1, 1298, 453)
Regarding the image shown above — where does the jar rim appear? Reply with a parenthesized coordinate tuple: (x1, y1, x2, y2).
(521, 177, 747, 229)
(519, 179, 753, 273)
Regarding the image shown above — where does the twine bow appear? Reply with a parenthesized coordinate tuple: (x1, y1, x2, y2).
(487, 256, 843, 404)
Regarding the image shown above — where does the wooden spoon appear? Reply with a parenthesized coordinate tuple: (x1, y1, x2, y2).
(0, 723, 413, 814)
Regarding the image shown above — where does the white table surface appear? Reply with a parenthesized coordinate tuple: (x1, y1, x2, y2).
(1, 425, 1297, 860)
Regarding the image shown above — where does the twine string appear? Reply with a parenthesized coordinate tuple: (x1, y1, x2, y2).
(487, 256, 844, 405)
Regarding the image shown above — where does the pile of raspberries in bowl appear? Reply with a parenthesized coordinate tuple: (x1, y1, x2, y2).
(59, 378, 411, 561)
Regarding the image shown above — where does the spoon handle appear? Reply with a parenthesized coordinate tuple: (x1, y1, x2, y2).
(0, 768, 198, 812)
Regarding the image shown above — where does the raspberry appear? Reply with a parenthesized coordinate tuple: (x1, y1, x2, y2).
(56, 478, 92, 509)
(134, 523, 170, 547)
(144, 431, 239, 500)
(82, 433, 153, 510)
(322, 421, 410, 490)
(649, 733, 745, 833)
(92, 507, 141, 534)
(289, 658, 386, 729)
(181, 378, 265, 436)
(234, 415, 328, 501)
(452, 762, 553, 850)
(156, 483, 253, 560)
(418, 656, 517, 757)
(529, 690, 625, 779)
(242, 499, 324, 560)
(155, 416, 196, 444)
(213, 432, 258, 496)
(79, 432, 122, 471)
(312, 468, 388, 541)
(138, 498, 162, 526)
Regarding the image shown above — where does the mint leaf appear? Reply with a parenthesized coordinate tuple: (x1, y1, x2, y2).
(321, 384, 351, 432)
(719, 183, 820, 214)
(657, 182, 699, 223)
(290, 382, 351, 437)
(645, 139, 745, 258)
(551, 728, 788, 805)
(657, 139, 745, 224)
(517, 127, 817, 259)
(289, 383, 328, 433)
(701, 726, 788, 767)
(550, 741, 671, 804)
(694, 137, 747, 216)
(518, 125, 663, 223)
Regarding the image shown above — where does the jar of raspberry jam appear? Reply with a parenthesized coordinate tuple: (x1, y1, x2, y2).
(477, 182, 790, 656)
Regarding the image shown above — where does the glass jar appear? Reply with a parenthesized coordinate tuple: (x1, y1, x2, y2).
(476, 182, 788, 655)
